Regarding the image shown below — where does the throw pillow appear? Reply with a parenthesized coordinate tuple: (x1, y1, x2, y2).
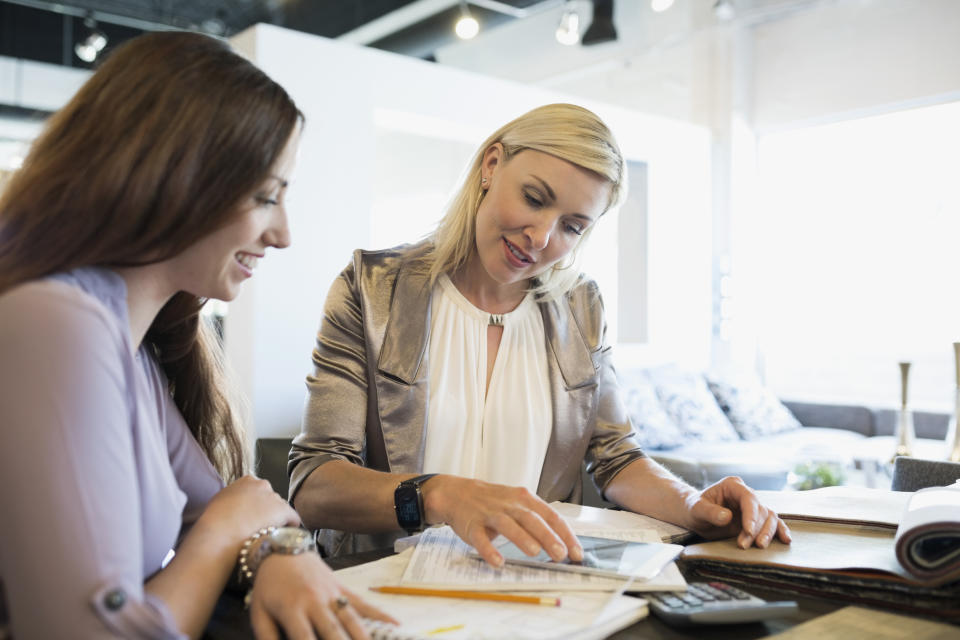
(617, 368, 685, 451)
(647, 366, 740, 443)
(707, 374, 802, 440)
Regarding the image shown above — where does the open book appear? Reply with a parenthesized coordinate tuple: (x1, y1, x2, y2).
(895, 482, 960, 585)
(679, 486, 960, 620)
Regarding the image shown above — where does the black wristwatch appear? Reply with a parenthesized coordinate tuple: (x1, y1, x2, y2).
(394, 473, 437, 535)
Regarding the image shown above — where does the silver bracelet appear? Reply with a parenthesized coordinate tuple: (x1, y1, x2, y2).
(237, 526, 276, 584)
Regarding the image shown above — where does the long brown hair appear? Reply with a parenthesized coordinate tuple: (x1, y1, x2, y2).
(0, 31, 302, 481)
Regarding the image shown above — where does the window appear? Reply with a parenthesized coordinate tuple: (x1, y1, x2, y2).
(748, 100, 960, 410)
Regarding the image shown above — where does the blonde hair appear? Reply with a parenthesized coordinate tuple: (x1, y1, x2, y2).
(426, 103, 625, 300)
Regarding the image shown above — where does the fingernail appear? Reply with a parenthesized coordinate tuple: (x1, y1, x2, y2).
(551, 544, 565, 559)
(493, 554, 504, 568)
(570, 545, 583, 562)
(746, 520, 757, 535)
(759, 534, 770, 547)
(526, 543, 541, 556)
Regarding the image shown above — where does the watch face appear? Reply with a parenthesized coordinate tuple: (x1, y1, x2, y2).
(269, 527, 313, 553)
(395, 484, 422, 529)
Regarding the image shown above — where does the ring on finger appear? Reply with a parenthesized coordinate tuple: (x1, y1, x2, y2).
(334, 595, 349, 610)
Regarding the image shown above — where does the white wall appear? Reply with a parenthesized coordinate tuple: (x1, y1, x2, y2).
(0, 55, 89, 112)
(228, 24, 712, 439)
(0, 56, 89, 171)
(752, 0, 960, 132)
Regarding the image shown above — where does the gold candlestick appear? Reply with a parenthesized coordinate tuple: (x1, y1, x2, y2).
(893, 361, 915, 461)
(946, 343, 960, 462)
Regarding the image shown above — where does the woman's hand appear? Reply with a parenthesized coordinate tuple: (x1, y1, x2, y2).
(421, 475, 583, 567)
(684, 476, 792, 548)
(248, 552, 397, 640)
(197, 476, 300, 545)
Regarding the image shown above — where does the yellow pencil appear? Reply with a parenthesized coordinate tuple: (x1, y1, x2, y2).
(369, 586, 561, 607)
(426, 624, 466, 635)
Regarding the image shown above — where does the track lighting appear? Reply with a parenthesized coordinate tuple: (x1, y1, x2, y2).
(454, 2, 479, 39)
(555, 3, 580, 46)
(582, 0, 617, 46)
(75, 15, 107, 63)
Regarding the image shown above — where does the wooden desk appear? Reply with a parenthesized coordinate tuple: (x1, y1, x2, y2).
(204, 548, 845, 639)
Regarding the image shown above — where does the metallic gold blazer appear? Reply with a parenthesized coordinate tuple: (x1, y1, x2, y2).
(289, 242, 646, 555)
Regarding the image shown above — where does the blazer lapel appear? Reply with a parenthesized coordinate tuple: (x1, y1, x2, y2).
(375, 261, 432, 474)
(537, 296, 599, 501)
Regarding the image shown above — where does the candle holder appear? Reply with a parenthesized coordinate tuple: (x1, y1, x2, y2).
(946, 343, 960, 462)
(892, 361, 915, 462)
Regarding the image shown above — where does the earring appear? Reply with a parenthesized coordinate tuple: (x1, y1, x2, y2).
(481, 177, 488, 186)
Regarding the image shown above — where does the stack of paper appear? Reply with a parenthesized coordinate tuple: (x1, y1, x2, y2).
(332, 502, 691, 639)
(336, 548, 649, 640)
(681, 486, 960, 620)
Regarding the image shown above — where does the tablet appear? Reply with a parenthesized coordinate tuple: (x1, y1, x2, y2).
(474, 535, 684, 580)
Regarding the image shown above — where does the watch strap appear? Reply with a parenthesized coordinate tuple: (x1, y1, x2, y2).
(394, 473, 437, 534)
(237, 526, 315, 585)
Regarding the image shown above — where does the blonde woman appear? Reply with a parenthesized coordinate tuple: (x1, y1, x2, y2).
(290, 104, 791, 564)
(0, 32, 390, 639)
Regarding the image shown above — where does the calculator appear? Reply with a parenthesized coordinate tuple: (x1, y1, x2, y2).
(646, 581, 798, 626)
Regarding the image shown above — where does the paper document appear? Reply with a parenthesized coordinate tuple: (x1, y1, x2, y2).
(551, 501, 693, 543)
(335, 550, 649, 640)
(683, 519, 910, 577)
(757, 486, 911, 529)
(400, 525, 686, 591)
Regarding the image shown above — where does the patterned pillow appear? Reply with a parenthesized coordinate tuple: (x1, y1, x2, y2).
(647, 366, 740, 442)
(707, 374, 801, 440)
(617, 368, 685, 451)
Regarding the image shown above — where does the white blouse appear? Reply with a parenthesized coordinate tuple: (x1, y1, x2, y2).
(422, 275, 552, 493)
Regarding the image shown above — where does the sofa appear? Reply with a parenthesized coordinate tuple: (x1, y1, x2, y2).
(256, 367, 953, 508)
(611, 365, 952, 492)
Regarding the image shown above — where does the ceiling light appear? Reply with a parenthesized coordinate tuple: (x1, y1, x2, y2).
(455, 2, 479, 40)
(651, 0, 675, 12)
(555, 3, 580, 46)
(581, 0, 617, 46)
(75, 15, 107, 63)
(713, 0, 736, 21)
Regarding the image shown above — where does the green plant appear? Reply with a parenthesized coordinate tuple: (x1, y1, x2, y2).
(791, 461, 846, 491)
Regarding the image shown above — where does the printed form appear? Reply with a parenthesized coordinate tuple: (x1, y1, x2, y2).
(399, 525, 686, 592)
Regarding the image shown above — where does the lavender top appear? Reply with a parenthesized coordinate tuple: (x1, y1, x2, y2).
(0, 267, 224, 638)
